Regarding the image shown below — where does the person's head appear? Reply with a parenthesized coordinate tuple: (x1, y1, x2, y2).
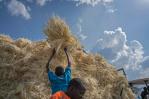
(143, 87, 147, 91)
(129, 83, 133, 87)
(67, 78, 86, 99)
(55, 66, 64, 76)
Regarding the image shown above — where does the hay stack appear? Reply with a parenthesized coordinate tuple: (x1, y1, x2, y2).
(0, 16, 135, 99)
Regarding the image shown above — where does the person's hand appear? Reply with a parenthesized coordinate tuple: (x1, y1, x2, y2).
(64, 47, 67, 52)
(52, 48, 56, 55)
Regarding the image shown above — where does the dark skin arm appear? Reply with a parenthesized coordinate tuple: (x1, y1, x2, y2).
(46, 48, 56, 73)
(64, 48, 71, 66)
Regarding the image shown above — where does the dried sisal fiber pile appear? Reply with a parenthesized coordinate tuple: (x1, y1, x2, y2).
(0, 16, 135, 99)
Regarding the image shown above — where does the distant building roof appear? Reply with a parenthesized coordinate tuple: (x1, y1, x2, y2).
(129, 78, 149, 85)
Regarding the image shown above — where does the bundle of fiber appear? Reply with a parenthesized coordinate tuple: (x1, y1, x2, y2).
(0, 34, 14, 44)
(71, 51, 135, 99)
(0, 36, 51, 99)
(0, 16, 135, 99)
(15, 38, 32, 48)
(44, 16, 81, 56)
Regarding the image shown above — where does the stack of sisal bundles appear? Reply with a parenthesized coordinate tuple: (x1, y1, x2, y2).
(0, 16, 135, 99)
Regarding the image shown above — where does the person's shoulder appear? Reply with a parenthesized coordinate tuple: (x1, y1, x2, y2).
(48, 71, 57, 80)
(48, 70, 54, 74)
(50, 91, 62, 98)
(50, 91, 70, 99)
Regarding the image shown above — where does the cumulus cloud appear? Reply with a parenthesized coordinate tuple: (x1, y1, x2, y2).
(92, 27, 144, 70)
(68, 0, 113, 7)
(7, 0, 31, 20)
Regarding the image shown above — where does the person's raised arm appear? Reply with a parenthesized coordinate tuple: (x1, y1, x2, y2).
(46, 48, 56, 73)
(64, 48, 71, 66)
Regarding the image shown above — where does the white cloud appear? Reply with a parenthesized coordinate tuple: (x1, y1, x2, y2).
(140, 68, 149, 78)
(104, 0, 113, 2)
(141, 56, 149, 69)
(107, 8, 117, 13)
(92, 27, 144, 70)
(77, 19, 82, 33)
(36, 0, 51, 6)
(76, 18, 88, 41)
(113, 40, 144, 70)
(27, 6, 31, 12)
(7, 0, 31, 20)
(96, 27, 127, 52)
(69, 0, 113, 7)
(69, 0, 116, 14)
(78, 34, 87, 40)
(26, 0, 52, 6)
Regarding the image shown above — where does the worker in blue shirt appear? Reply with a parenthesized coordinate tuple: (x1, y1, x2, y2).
(46, 47, 71, 94)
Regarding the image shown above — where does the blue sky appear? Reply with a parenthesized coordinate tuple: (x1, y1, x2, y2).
(0, 0, 149, 80)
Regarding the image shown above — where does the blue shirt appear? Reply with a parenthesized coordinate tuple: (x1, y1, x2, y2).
(48, 65, 71, 94)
